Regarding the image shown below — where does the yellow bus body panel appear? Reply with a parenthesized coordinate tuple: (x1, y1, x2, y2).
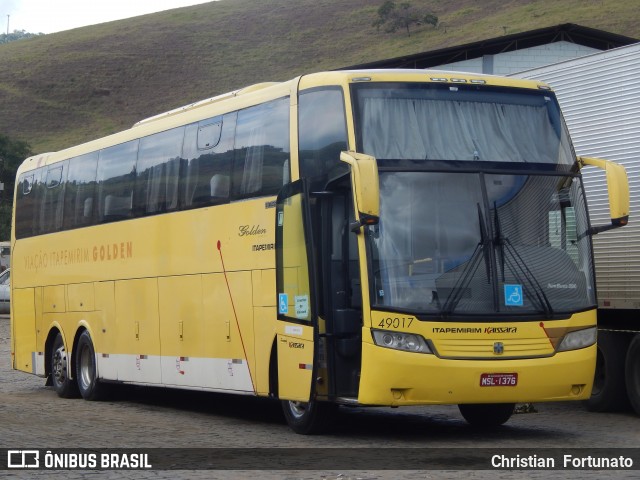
(11, 288, 37, 373)
(358, 341, 595, 405)
(11, 197, 277, 393)
(277, 333, 314, 401)
(358, 310, 596, 405)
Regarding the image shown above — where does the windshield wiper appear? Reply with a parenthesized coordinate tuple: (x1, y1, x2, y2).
(493, 205, 554, 317)
(479, 203, 492, 285)
(494, 202, 506, 280)
(441, 204, 492, 316)
(442, 203, 555, 318)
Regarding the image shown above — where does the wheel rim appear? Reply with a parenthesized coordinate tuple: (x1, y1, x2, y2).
(287, 401, 308, 419)
(52, 346, 67, 385)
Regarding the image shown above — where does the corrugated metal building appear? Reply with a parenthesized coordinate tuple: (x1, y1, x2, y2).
(342, 23, 636, 73)
(516, 44, 640, 311)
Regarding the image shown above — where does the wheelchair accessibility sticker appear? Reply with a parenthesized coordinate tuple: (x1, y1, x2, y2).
(504, 284, 523, 307)
(278, 293, 288, 314)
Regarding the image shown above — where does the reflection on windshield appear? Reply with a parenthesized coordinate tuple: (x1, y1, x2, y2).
(368, 171, 595, 317)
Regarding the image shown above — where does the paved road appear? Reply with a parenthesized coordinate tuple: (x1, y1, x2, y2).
(1, 316, 639, 479)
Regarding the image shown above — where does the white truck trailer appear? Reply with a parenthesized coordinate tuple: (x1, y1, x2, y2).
(517, 43, 640, 414)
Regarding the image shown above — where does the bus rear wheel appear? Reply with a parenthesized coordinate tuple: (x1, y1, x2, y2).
(281, 399, 337, 434)
(458, 403, 514, 427)
(625, 334, 640, 416)
(76, 330, 107, 401)
(50, 332, 79, 398)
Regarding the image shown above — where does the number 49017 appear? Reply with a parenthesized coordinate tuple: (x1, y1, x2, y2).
(377, 317, 414, 329)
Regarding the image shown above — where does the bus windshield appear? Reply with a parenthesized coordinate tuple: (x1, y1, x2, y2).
(352, 82, 594, 318)
(367, 170, 596, 317)
(353, 82, 575, 165)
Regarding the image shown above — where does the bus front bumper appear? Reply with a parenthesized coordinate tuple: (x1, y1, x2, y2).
(357, 341, 596, 406)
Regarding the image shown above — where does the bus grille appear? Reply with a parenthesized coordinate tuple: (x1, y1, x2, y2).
(434, 338, 555, 359)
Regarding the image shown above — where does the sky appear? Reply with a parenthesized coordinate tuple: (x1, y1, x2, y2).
(0, 0, 215, 35)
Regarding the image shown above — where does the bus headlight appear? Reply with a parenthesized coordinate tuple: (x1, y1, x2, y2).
(557, 327, 597, 352)
(371, 329, 433, 354)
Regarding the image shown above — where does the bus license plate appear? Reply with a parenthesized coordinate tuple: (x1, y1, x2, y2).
(480, 373, 518, 387)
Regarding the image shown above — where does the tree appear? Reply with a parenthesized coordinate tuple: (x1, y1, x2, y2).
(373, 1, 438, 36)
(0, 30, 44, 44)
(0, 134, 31, 240)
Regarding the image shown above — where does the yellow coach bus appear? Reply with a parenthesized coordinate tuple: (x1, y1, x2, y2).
(10, 70, 629, 433)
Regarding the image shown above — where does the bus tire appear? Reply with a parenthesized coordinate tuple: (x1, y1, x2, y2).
(625, 334, 640, 416)
(76, 330, 107, 401)
(458, 403, 514, 427)
(50, 332, 79, 398)
(281, 399, 337, 435)
(586, 330, 630, 412)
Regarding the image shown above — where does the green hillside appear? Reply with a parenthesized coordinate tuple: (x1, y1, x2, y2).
(1, 0, 639, 154)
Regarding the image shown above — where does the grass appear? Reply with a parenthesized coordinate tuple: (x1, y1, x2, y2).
(0, 0, 638, 154)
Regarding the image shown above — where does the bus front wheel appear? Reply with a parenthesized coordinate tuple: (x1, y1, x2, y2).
(76, 330, 107, 401)
(50, 332, 79, 398)
(458, 403, 514, 427)
(281, 399, 337, 434)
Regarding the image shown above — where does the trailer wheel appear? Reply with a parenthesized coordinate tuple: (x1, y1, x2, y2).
(458, 403, 514, 427)
(586, 331, 630, 412)
(281, 399, 337, 434)
(76, 330, 107, 401)
(625, 334, 640, 416)
(50, 332, 79, 398)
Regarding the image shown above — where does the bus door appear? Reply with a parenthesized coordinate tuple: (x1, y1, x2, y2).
(317, 185, 362, 400)
(275, 179, 318, 402)
(275, 175, 369, 403)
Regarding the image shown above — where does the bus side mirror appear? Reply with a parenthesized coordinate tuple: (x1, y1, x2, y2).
(579, 156, 630, 235)
(340, 151, 380, 231)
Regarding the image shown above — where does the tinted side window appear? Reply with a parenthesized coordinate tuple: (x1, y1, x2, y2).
(182, 113, 236, 208)
(63, 152, 98, 230)
(299, 88, 348, 189)
(97, 141, 138, 223)
(15, 169, 43, 239)
(135, 127, 185, 215)
(232, 97, 290, 198)
(39, 162, 68, 234)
